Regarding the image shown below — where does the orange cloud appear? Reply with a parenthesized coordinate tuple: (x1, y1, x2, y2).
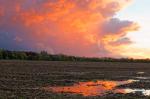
(0, 7, 3, 16)
(0, 0, 139, 57)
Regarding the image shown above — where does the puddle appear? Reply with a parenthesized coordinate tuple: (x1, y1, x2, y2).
(115, 88, 150, 96)
(43, 79, 139, 96)
(136, 72, 145, 75)
(135, 77, 150, 80)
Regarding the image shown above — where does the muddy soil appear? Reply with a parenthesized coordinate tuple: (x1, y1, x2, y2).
(0, 60, 150, 99)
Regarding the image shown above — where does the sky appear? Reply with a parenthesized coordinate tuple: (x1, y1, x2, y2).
(116, 0, 150, 58)
(0, 0, 149, 58)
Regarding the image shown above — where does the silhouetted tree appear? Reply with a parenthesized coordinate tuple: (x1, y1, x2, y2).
(0, 49, 150, 62)
(0, 49, 3, 59)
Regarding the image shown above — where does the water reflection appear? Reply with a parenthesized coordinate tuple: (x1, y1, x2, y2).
(136, 77, 150, 80)
(136, 72, 145, 75)
(43, 80, 137, 96)
(116, 88, 150, 96)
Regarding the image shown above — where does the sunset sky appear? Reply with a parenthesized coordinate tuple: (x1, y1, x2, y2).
(0, 0, 149, 58)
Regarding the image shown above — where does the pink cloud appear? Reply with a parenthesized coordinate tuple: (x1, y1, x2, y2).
(0, 0, 139, 57)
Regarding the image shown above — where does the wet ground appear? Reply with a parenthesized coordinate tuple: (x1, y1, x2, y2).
(44, 80, 139, 96)
(0, 60, 150, 98)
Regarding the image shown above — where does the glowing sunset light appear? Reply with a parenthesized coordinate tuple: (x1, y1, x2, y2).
(43, 80, 137, 96)
(0, 0, 149, 58)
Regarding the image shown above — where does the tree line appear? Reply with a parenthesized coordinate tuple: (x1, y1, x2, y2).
(0, 49, 150, 62)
